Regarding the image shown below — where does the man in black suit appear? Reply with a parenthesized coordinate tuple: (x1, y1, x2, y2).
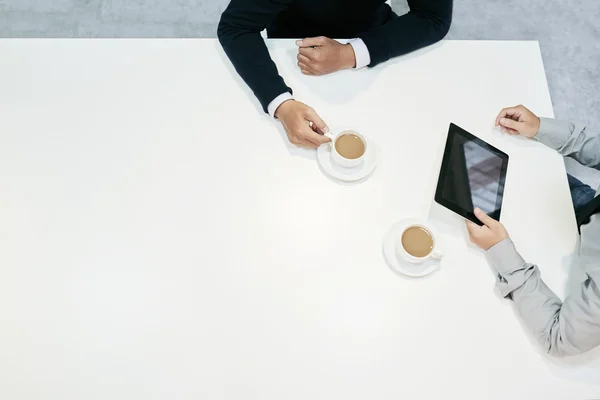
(218, 0, 453, 148)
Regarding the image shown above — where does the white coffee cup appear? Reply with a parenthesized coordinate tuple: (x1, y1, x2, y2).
(323, 129, 367, 168)
(396, 222, 444, 264)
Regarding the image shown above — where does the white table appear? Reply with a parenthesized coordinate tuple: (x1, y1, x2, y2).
(0, 39, 598, 399)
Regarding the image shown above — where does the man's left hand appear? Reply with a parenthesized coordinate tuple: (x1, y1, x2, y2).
(296, 37, 356, 76)
(466, 208, 510, 250)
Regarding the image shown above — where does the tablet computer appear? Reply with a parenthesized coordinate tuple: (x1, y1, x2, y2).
(434, 123, 509, 225)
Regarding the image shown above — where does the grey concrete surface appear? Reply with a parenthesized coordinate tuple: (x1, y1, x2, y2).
(1, 0, 599, 185)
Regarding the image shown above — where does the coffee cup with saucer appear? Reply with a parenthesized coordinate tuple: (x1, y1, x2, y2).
(383, 219, 445, 278)
(396, 222, 444, 264)
(317, 129, 378, 182)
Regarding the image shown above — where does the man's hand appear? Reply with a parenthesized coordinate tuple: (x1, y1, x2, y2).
(274, 100, 331, 148)
(295, 37, 356, 76)
(495, 104, 541, 138)
(466, 208, 509, 251)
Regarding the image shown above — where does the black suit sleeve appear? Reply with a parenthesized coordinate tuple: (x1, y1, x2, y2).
(360, 0, 453, 67)
(218, 0, 293, 114)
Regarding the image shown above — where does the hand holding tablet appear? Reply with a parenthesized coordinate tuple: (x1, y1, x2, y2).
(435, 123, 509, 225)
(465, 208, 509, 250)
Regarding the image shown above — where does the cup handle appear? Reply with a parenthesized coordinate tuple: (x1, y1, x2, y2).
(324, 132, 335, 145)
(431, 249, 444, 260)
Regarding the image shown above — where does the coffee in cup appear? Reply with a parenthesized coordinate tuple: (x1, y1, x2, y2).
(334, 131, 366, 160)
(401, 226, 434, 258)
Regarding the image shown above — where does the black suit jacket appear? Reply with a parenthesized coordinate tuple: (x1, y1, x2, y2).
(218, 0, 453, 112)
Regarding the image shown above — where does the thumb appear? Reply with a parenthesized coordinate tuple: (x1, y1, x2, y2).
(474, 208, 495, 227)
(499, 117, 524, 132)
(304, 108, 330, 134)
(297, 37, 325, 47)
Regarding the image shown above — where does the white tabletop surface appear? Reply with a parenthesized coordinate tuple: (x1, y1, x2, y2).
(0, 39, 598, 399)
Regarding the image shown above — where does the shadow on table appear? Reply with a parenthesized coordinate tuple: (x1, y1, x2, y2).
(284, 46, 375, 105)
(546, 346, 600, 386)
(215, 37, 445, 111)
(283, 40, 444, 106)
(273, 122, 319, 161)
(316, 160, 377, 187)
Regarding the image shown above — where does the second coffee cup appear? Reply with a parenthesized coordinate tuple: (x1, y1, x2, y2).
(324, 130, 367, 168)
(397, 223, 444, 264)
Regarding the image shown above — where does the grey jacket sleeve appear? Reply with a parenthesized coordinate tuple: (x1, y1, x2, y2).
(536, 117, 600, 169)
(485, 220, 600, 357)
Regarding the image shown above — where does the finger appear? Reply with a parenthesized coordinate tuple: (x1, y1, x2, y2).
(468, 232, 476, 244)
(467, 231, 477, 244)
(310, 123, 325, 135)
(300, 127, 330, 146)
(297, 54, 312, 65)
(465, 220, 480, 238)
(474, 208, 496, 227)
(495, 106, 521, 126)
(298, 47, 316, 60)
(297, 57, 317, 73)
(304, 107, 330, 134)
(296, 36, 326, 48)
(297, 61, 315, 75)
(499, 117, 524, 132)
(500, 126, 519, 135)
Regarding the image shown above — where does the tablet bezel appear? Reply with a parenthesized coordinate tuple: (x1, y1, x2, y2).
(434, 123, 509, 226)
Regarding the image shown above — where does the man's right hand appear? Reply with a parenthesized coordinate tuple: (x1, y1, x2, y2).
(274, 100, 331, 148)
(495, 104, 541, 138)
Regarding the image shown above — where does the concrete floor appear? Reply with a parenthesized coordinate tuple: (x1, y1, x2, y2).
(1, 0, 599, 184)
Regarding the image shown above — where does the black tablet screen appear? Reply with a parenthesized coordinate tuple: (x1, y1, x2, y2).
(435, 124, 508, 224)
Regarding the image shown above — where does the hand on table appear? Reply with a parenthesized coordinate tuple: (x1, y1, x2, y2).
(466, 208, 509, 251)
(495, 104, 541, 138)
(274, 100, 330, 148)
(295, 37, 356, 76)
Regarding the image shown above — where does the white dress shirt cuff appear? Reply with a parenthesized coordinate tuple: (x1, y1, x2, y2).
(267, 92, 294, 118)
(349, 38, 371, 69)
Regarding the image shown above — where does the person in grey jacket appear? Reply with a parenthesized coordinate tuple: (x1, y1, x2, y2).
(466, 104, 600, 357)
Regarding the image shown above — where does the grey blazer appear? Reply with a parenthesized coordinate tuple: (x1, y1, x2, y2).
(485, 117, 600, 357)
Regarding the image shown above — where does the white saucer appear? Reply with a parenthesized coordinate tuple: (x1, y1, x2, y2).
(317, 134, 378, 182)
(382, 219, 441, 278)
